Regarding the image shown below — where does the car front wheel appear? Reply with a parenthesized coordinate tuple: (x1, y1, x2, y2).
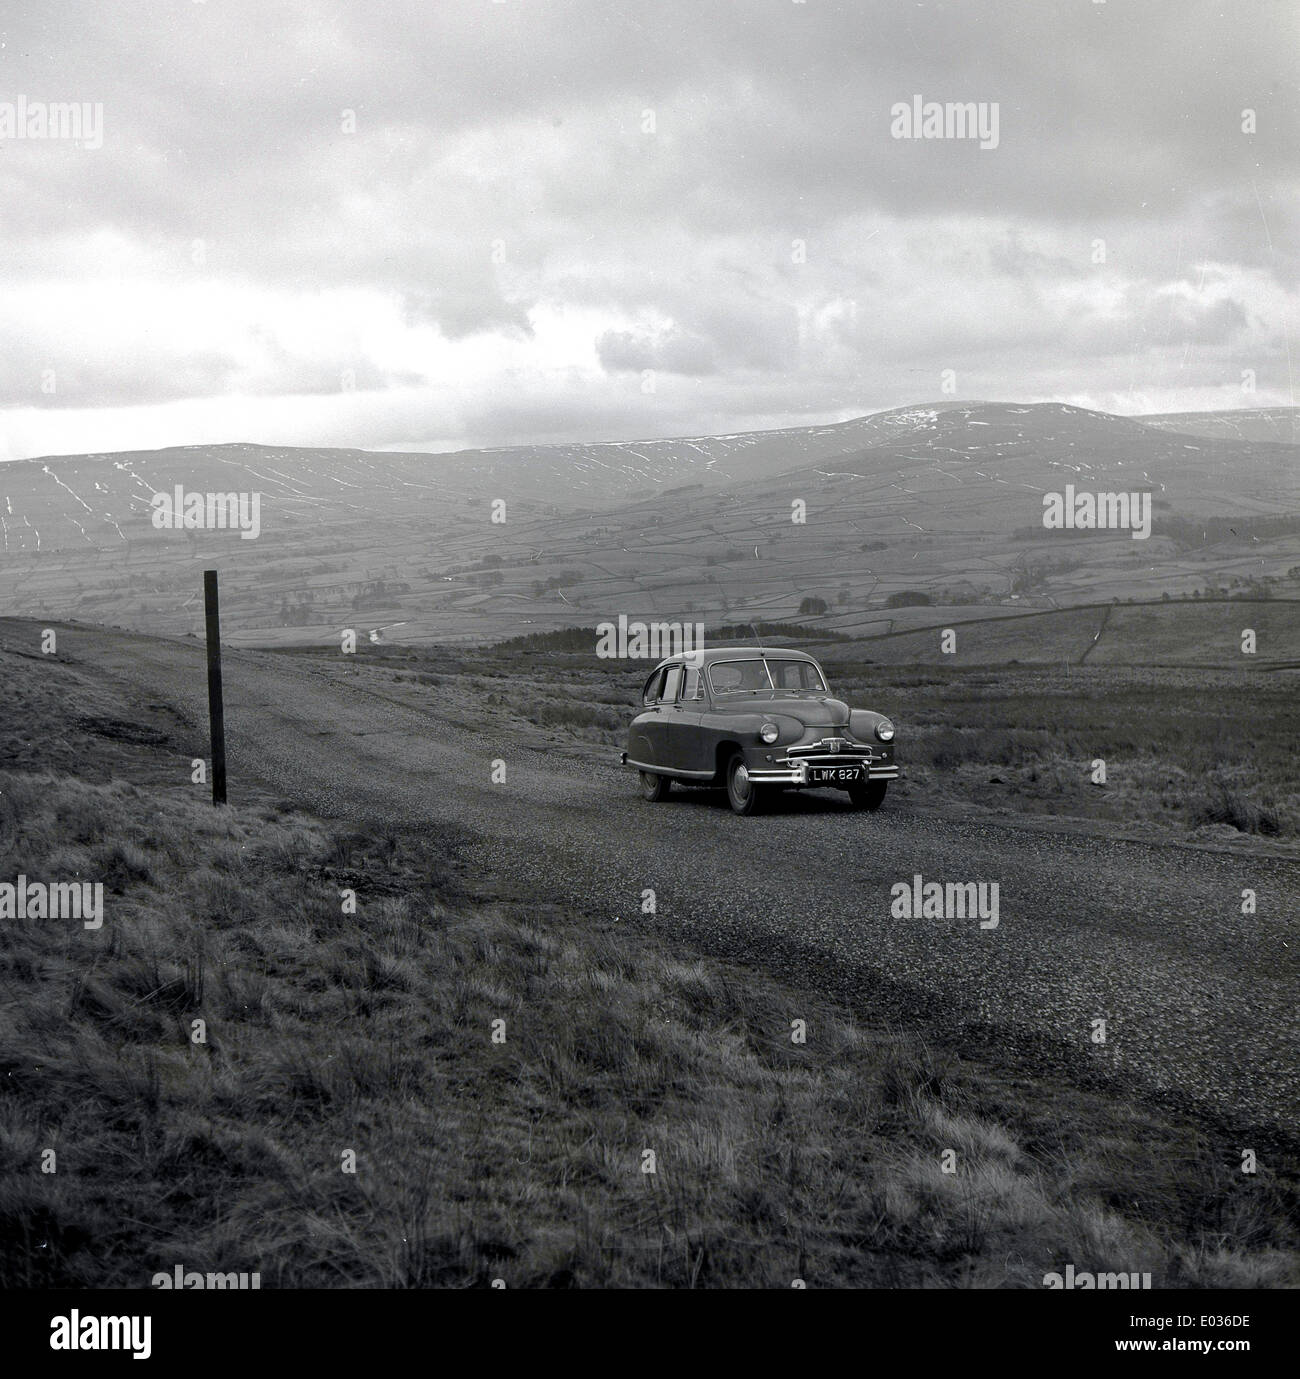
(640, 771, 671, 802)
(726, 754, 766, 815)
(847, 780, 888, 811)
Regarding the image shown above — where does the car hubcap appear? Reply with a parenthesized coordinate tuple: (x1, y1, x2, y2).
(732, 762, 750, 799)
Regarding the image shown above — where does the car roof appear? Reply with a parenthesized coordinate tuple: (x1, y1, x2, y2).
(649, 645, 820, 672)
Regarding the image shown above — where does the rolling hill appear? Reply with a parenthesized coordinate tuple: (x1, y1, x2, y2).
(1, 402, 1297, 646)
(1140, 407, 1300, 446)
(0, 405, 976, 558)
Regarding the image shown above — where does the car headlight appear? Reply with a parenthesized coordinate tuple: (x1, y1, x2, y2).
(875, 719, 895, 742)
(759, 722, 780, 744)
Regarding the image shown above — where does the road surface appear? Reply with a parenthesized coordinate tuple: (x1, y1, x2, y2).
(12, 618, 1298, 1144)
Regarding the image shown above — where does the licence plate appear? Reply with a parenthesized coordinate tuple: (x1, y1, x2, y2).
(810, 765, 861, 783)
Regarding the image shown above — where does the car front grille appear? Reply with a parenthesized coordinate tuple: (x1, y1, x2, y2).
(786, 738, 877, 762)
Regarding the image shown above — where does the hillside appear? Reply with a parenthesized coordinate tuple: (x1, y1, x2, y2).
(1, 403, 1297, 645)
(4, 623, 1299, 1286)
(1140, 408, 1300, 446)
(0, 407, 964, 557)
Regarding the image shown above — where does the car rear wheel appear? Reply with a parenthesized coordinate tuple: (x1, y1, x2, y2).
(726, 754, 766, 815)
(847, 780, 888, 811)
(640, 771, 671, 801)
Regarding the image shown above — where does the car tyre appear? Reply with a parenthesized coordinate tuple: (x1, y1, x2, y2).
(726, 753, 766, 815)
(847, 780, 888, 811)
(640, 771, 671, 802)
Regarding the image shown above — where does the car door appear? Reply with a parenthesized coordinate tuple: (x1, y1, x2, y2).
(666, 662, 707, 772)
(630, 666, 669, 767)
(648, 664, 684, 767)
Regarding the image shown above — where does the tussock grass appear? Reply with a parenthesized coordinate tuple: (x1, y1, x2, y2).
(826, 665, 1300, 840)
(521, 697, 624, 734)
(1189, 778, 1282, 836)
(1, 769, 1295, 1288)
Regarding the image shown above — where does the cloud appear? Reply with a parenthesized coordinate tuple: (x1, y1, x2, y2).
(0, 0, 1295, 457)
(596, 326, 717, 377)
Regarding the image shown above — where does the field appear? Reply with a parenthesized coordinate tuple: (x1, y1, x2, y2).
(1, 649, 1296, 1288)
(828, 598, 1300, 668)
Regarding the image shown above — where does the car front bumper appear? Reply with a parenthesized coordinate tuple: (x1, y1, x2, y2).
(742, 741, 898, 785)
(744, 757, 899, 785)
(619, 744, 899, 785)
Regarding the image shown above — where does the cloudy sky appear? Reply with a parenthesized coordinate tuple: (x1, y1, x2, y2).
(0, 0, 1296, 462)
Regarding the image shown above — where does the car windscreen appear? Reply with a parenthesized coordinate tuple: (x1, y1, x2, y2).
(707, 659, 773, 694)
(707, 658, 827, 695)
(765, 659, 827, 692)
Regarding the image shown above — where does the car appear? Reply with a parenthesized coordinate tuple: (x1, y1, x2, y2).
(620, 645, 897, 815)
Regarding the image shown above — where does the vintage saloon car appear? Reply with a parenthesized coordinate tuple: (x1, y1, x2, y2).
(620, 646, 897, 815)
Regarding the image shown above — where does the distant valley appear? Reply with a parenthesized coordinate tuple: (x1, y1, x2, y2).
(2, 401, 1297, 648)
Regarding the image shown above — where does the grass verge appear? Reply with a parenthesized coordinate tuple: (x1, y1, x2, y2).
(1, 764, 1296, 1288)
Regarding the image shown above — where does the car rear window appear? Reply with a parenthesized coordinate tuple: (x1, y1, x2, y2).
(642, 668, 667, 704)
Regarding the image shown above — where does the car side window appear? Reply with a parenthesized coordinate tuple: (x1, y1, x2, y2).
(662, 665, 684, 702)
(642, 669, 667, 705)
(681, 666, 704, 701)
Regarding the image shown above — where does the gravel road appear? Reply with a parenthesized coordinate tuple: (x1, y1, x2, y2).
(21, 619, 1299, 1143)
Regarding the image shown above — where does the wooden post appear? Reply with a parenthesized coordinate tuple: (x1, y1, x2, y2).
(203, 570, 227, 805)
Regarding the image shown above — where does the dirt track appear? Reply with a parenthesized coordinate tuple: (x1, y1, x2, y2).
(6, 617, 1298, 1143)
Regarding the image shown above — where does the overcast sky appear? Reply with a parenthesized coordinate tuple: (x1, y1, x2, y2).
(0, 0, 1295, 461)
